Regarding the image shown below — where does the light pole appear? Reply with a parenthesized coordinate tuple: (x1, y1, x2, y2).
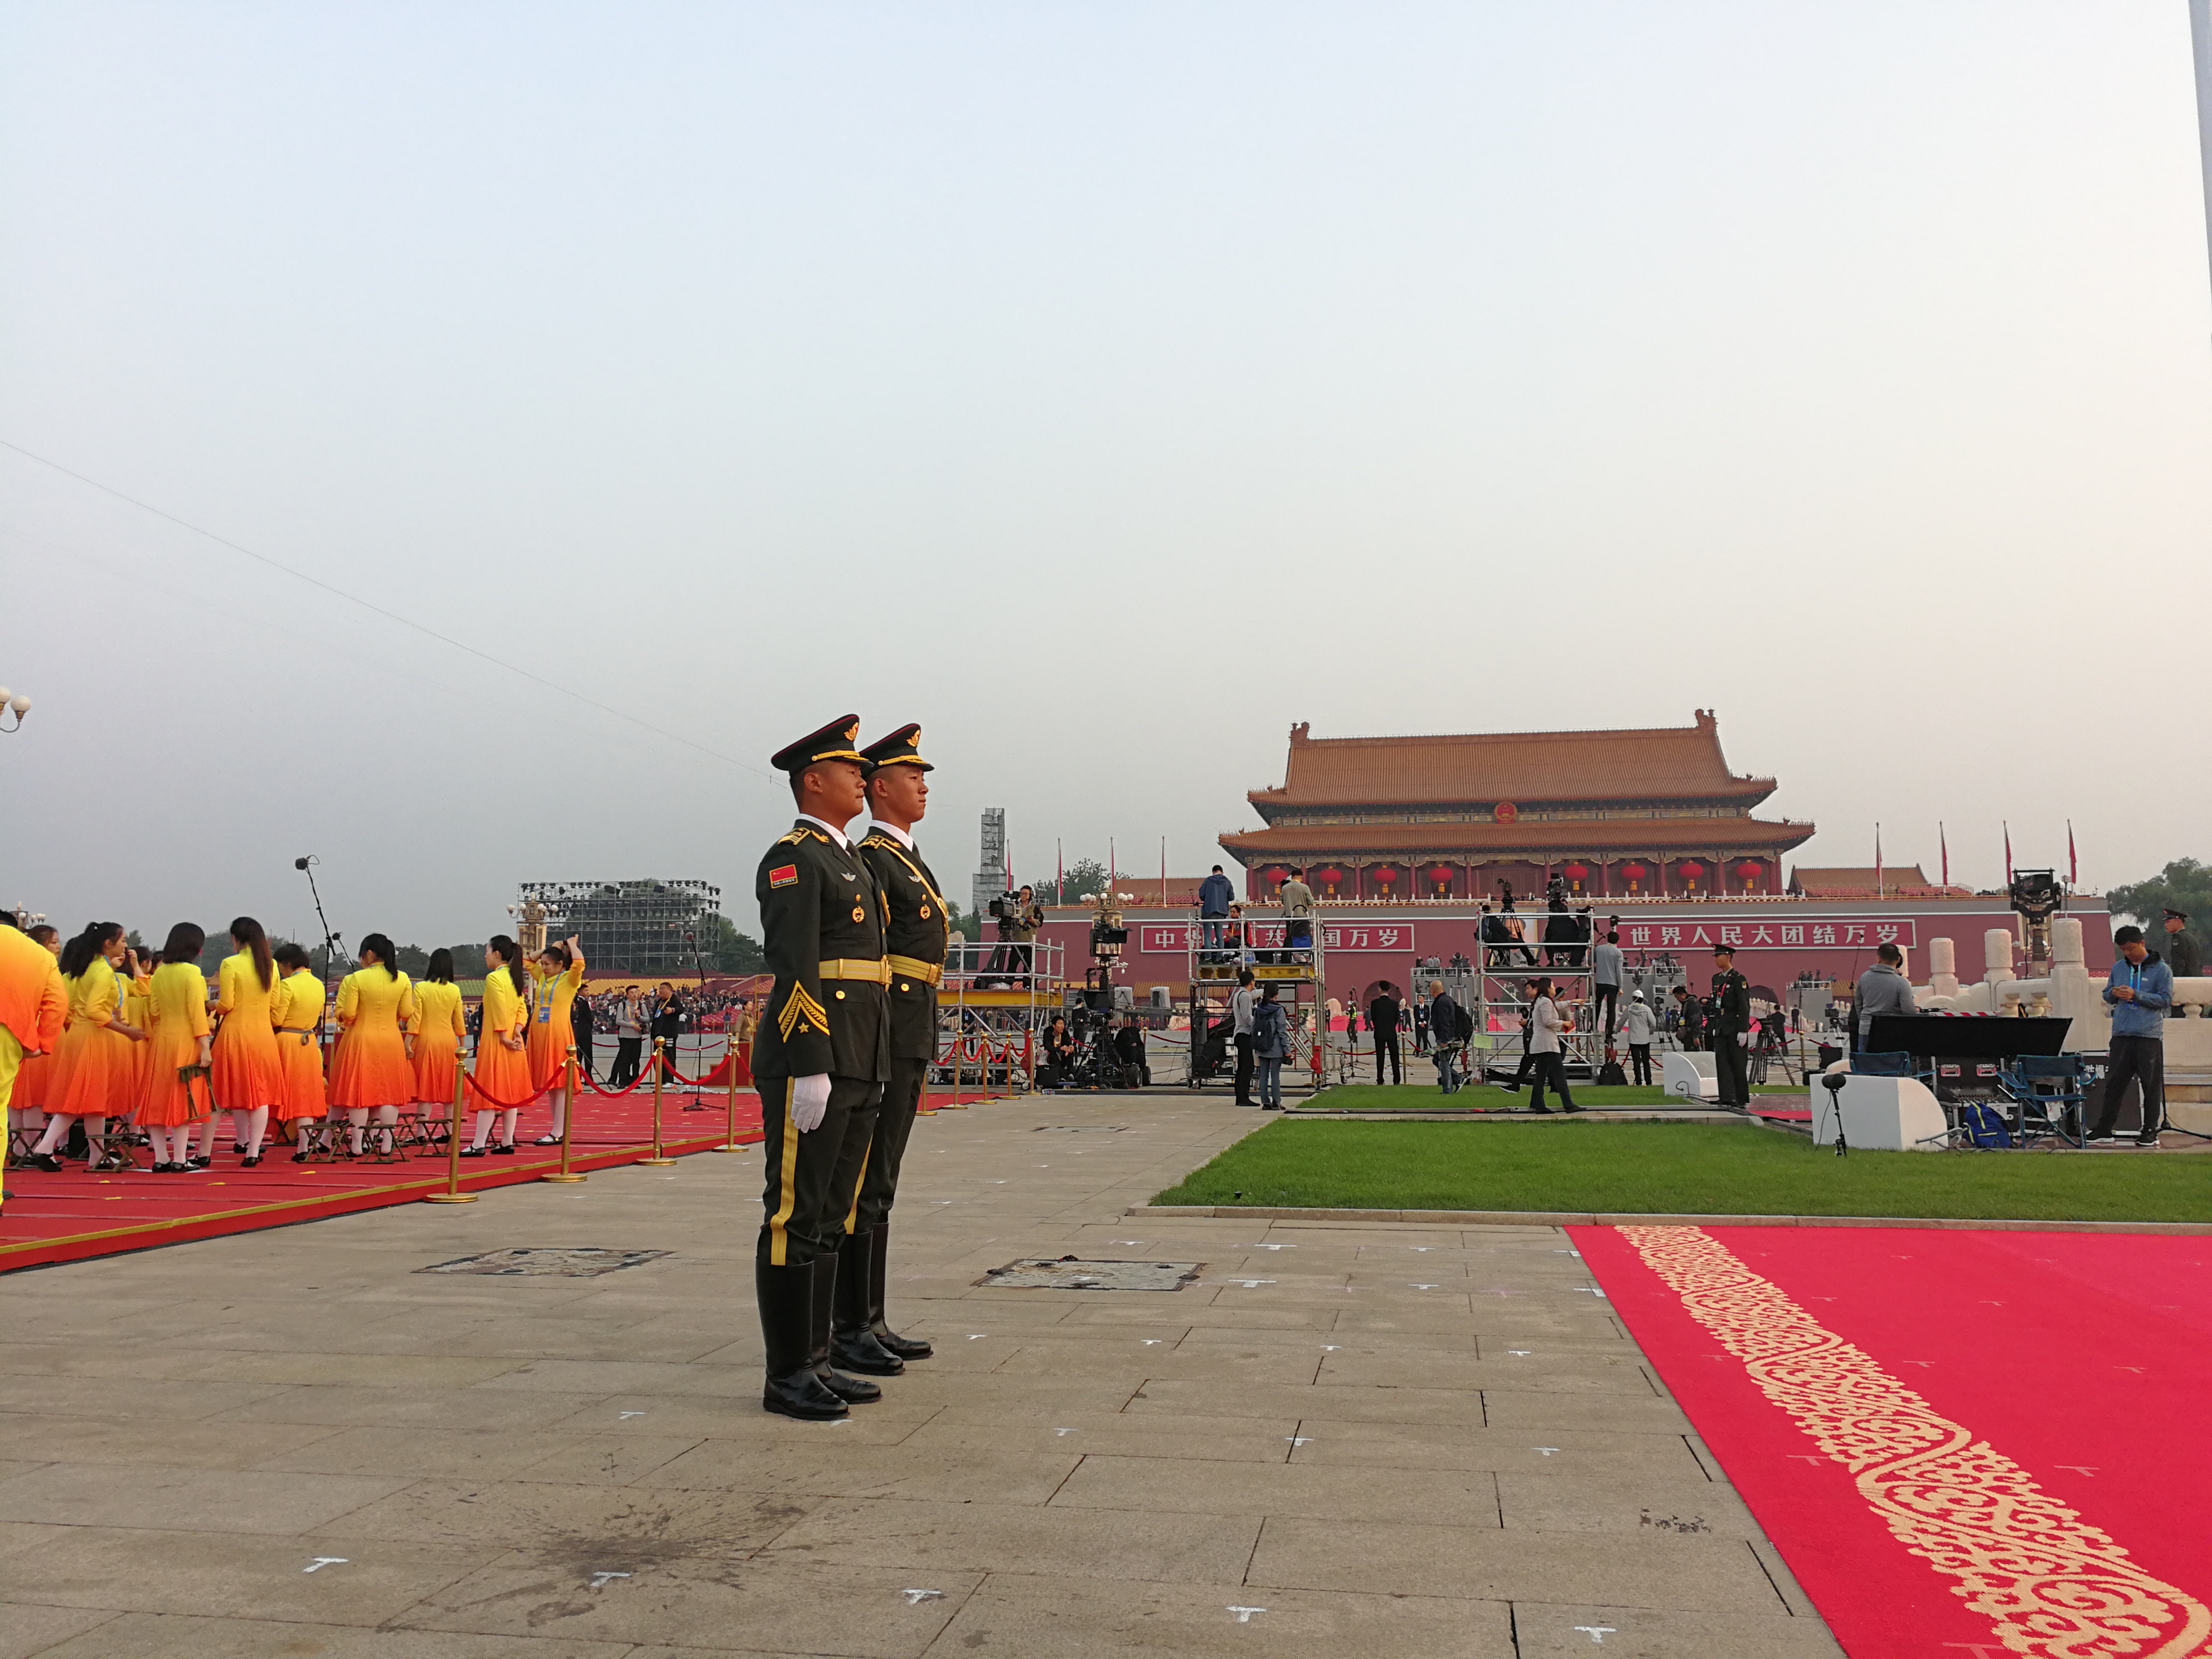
(2191, 0, 2212, 326)
(0, 685, 32, 733)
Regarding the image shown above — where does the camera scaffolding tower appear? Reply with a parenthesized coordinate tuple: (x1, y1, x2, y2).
(934, 937, 1066, 1097)
(1184, 903, 1329, 1095)
(516, 880, 721, 976)
(1477, 898, 1599, 1084)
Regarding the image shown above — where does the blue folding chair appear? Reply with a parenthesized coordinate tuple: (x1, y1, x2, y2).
(2001, 1053, 2086, 1148)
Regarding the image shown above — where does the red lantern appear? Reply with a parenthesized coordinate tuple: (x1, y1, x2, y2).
(1561, 861, 1589, 892)
(1316, 865, 1345, 893)
(1619, 862, 1647, 879)
(1428, 863, 1454, 889)
(1263, 867, 1289, 890)
(1677, 861, 1704, 877)
(1735, 860, 1765, 892)
(1372, 866, 1398, 887)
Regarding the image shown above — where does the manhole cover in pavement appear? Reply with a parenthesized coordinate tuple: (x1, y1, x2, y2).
(979, 1256, 1201, 1291)
(417, 1248, 671, 1278)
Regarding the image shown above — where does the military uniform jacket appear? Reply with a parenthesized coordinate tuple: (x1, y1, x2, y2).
(1709, 969, 1752, 1035)
(858, 827, 948, 1063)
(753, 821, 891, 1083)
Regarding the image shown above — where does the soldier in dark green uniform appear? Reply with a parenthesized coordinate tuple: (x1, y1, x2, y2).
(752, 716, 892, 1421)
(2163, 910, 2201, 1014)
(837, 722, 946, 1372)
(1709, 943, 1752, 1109)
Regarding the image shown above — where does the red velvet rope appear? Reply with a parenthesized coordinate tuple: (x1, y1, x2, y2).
(461, 1071, 539, 1112)
(581, 1066, 657, 1098)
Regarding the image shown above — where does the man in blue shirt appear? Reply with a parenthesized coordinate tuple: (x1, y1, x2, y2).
(2092, 925, 2172, 1146)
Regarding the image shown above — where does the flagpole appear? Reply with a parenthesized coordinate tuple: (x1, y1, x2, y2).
(1940, 821, 1948, 890)
(1056, 838, 1064, 905)
(1875, 823, 1883, 900)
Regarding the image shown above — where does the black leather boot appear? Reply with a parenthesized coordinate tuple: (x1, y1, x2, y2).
(809, 1253, 881, 1404)
(868, 1224, 932, 1360)
(831, 1229, 904, 1376)
(757, 1259, 847, 1420)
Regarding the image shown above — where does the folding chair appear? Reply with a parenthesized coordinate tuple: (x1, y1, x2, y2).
(2002, 1053, 2086, 1148)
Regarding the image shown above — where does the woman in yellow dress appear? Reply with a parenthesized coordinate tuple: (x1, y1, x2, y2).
(120, 945, 157, 1108)
(137, 923, 214, 1172)
(463, 935, 530, 1157)
(408, 948, 465, 1137)
(329, 933, 415, 1157)
(32, 922, 148, 1172)
(6, 925, 61, 1160)
(207, 917, 285, 1168)
(270, 943, 329, 1161)
(527, 935, 586, 1146)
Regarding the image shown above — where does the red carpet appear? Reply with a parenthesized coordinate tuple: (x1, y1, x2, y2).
(1576, 1224, 2212, 1659)
(1, 1085, 764, 1273)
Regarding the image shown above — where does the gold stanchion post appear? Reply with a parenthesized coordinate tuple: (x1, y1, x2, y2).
(714, 1032, 744, 1151)
(641, 1036, 676, 1165)
(425, 1061, 476, 1203)
(541, 1047, 586, 1183)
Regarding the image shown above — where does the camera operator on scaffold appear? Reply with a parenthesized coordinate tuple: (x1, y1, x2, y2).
(987, 886, 1044, 988)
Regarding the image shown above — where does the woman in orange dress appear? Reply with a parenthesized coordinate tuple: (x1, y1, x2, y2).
(527, 935, 586, 1146)
(269, 943, 329, 1161)
(408, 949, 465, 1138)
(329, 933, 415, 1157)
(6, 924, 61, 1160)
(207, 917, 285, 1168)
(463, 935, 530, 1157)
(33, 922, 148, 1171)
(137, 923, 214, 1172)
(120, 946, 157, 1108)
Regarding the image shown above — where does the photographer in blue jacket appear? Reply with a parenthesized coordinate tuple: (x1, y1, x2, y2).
(2091, 925, 2171, 1146)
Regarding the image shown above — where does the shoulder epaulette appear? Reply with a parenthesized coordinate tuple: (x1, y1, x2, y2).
(774, 829, 807, 846)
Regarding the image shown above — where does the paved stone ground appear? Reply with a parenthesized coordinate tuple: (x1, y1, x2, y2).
(0, 1092, 1841, 1658)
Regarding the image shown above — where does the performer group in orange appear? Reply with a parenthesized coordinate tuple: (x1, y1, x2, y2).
(0, 911, 589, 1182)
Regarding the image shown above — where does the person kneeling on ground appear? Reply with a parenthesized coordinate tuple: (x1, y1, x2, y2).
(1110, 1015, 1150, 1088)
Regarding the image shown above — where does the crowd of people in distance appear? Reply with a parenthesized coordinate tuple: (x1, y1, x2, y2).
(1, 913, 618, 1176)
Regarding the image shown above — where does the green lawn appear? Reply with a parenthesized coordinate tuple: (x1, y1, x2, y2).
(1154, 1119, 2212, 1223)
(1300, 1082, 1800, 1112)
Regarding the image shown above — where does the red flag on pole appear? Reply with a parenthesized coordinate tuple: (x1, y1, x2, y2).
(2068, 821, 2077, 887)
(1939, 822, 1948, 889)
(2004, 822, 2013, 882)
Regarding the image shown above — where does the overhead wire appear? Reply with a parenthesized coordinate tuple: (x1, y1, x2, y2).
(0, 436, 776, 783)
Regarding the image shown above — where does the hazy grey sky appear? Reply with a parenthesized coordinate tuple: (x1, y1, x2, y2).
(5, 2, 2209, 945)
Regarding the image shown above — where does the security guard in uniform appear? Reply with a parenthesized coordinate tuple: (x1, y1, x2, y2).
(1709, 943, 1753, 1109)
(753, 716, 892, 1420)
(840, 722, 946, 1371)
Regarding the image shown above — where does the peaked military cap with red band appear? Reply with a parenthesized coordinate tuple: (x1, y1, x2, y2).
(860, 722, 933, 773)
(770, 715, 867, 773)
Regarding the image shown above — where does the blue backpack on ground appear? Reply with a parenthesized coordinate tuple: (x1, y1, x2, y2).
(1958, 1102, 2011, 1148)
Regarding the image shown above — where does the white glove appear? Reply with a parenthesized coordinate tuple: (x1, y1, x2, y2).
(1736, 1030, 1750, 1048)
(790, 1073, 831, 1132)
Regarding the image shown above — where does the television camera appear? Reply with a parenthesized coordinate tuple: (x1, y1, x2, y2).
(2007, 867, 2066, 971)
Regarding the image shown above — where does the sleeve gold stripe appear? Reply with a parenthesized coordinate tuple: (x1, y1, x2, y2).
(778, 984, 829, 1039)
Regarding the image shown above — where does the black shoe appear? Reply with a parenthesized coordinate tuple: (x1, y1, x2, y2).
(490, 1142, 516, 1155)
(533, 1134, 561, 1146)
(189, 1156, 211, 1170)
(1527, 1103, 1553, 1114)
(28, 1154, 62, 1172)
(291, 1151, 310, 1163)
(1563, 1104, 1585, 1114)
(152, 1162, 176, 1174)
(241, 1154, 262, 1168)
(459, 1146, 487, 1158)
(2085, 1132, 2118, 1146)
(2135, 1136, 2161, 1148)
(757, 1258, 847, 1420)
(764, 1366, 851, 1419)
(867, 1224, 931, 1360)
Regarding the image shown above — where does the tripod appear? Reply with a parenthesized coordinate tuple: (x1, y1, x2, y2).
(295, 856, 343, 1157)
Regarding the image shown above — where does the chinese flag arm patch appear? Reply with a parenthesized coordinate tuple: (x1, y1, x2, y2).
(769, 865, 799, 889)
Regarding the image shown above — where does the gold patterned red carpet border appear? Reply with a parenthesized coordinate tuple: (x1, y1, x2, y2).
(1619, 1225, 2212, 1659)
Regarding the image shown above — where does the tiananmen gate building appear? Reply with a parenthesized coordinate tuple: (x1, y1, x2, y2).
(1218, 711, 1813, 903)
